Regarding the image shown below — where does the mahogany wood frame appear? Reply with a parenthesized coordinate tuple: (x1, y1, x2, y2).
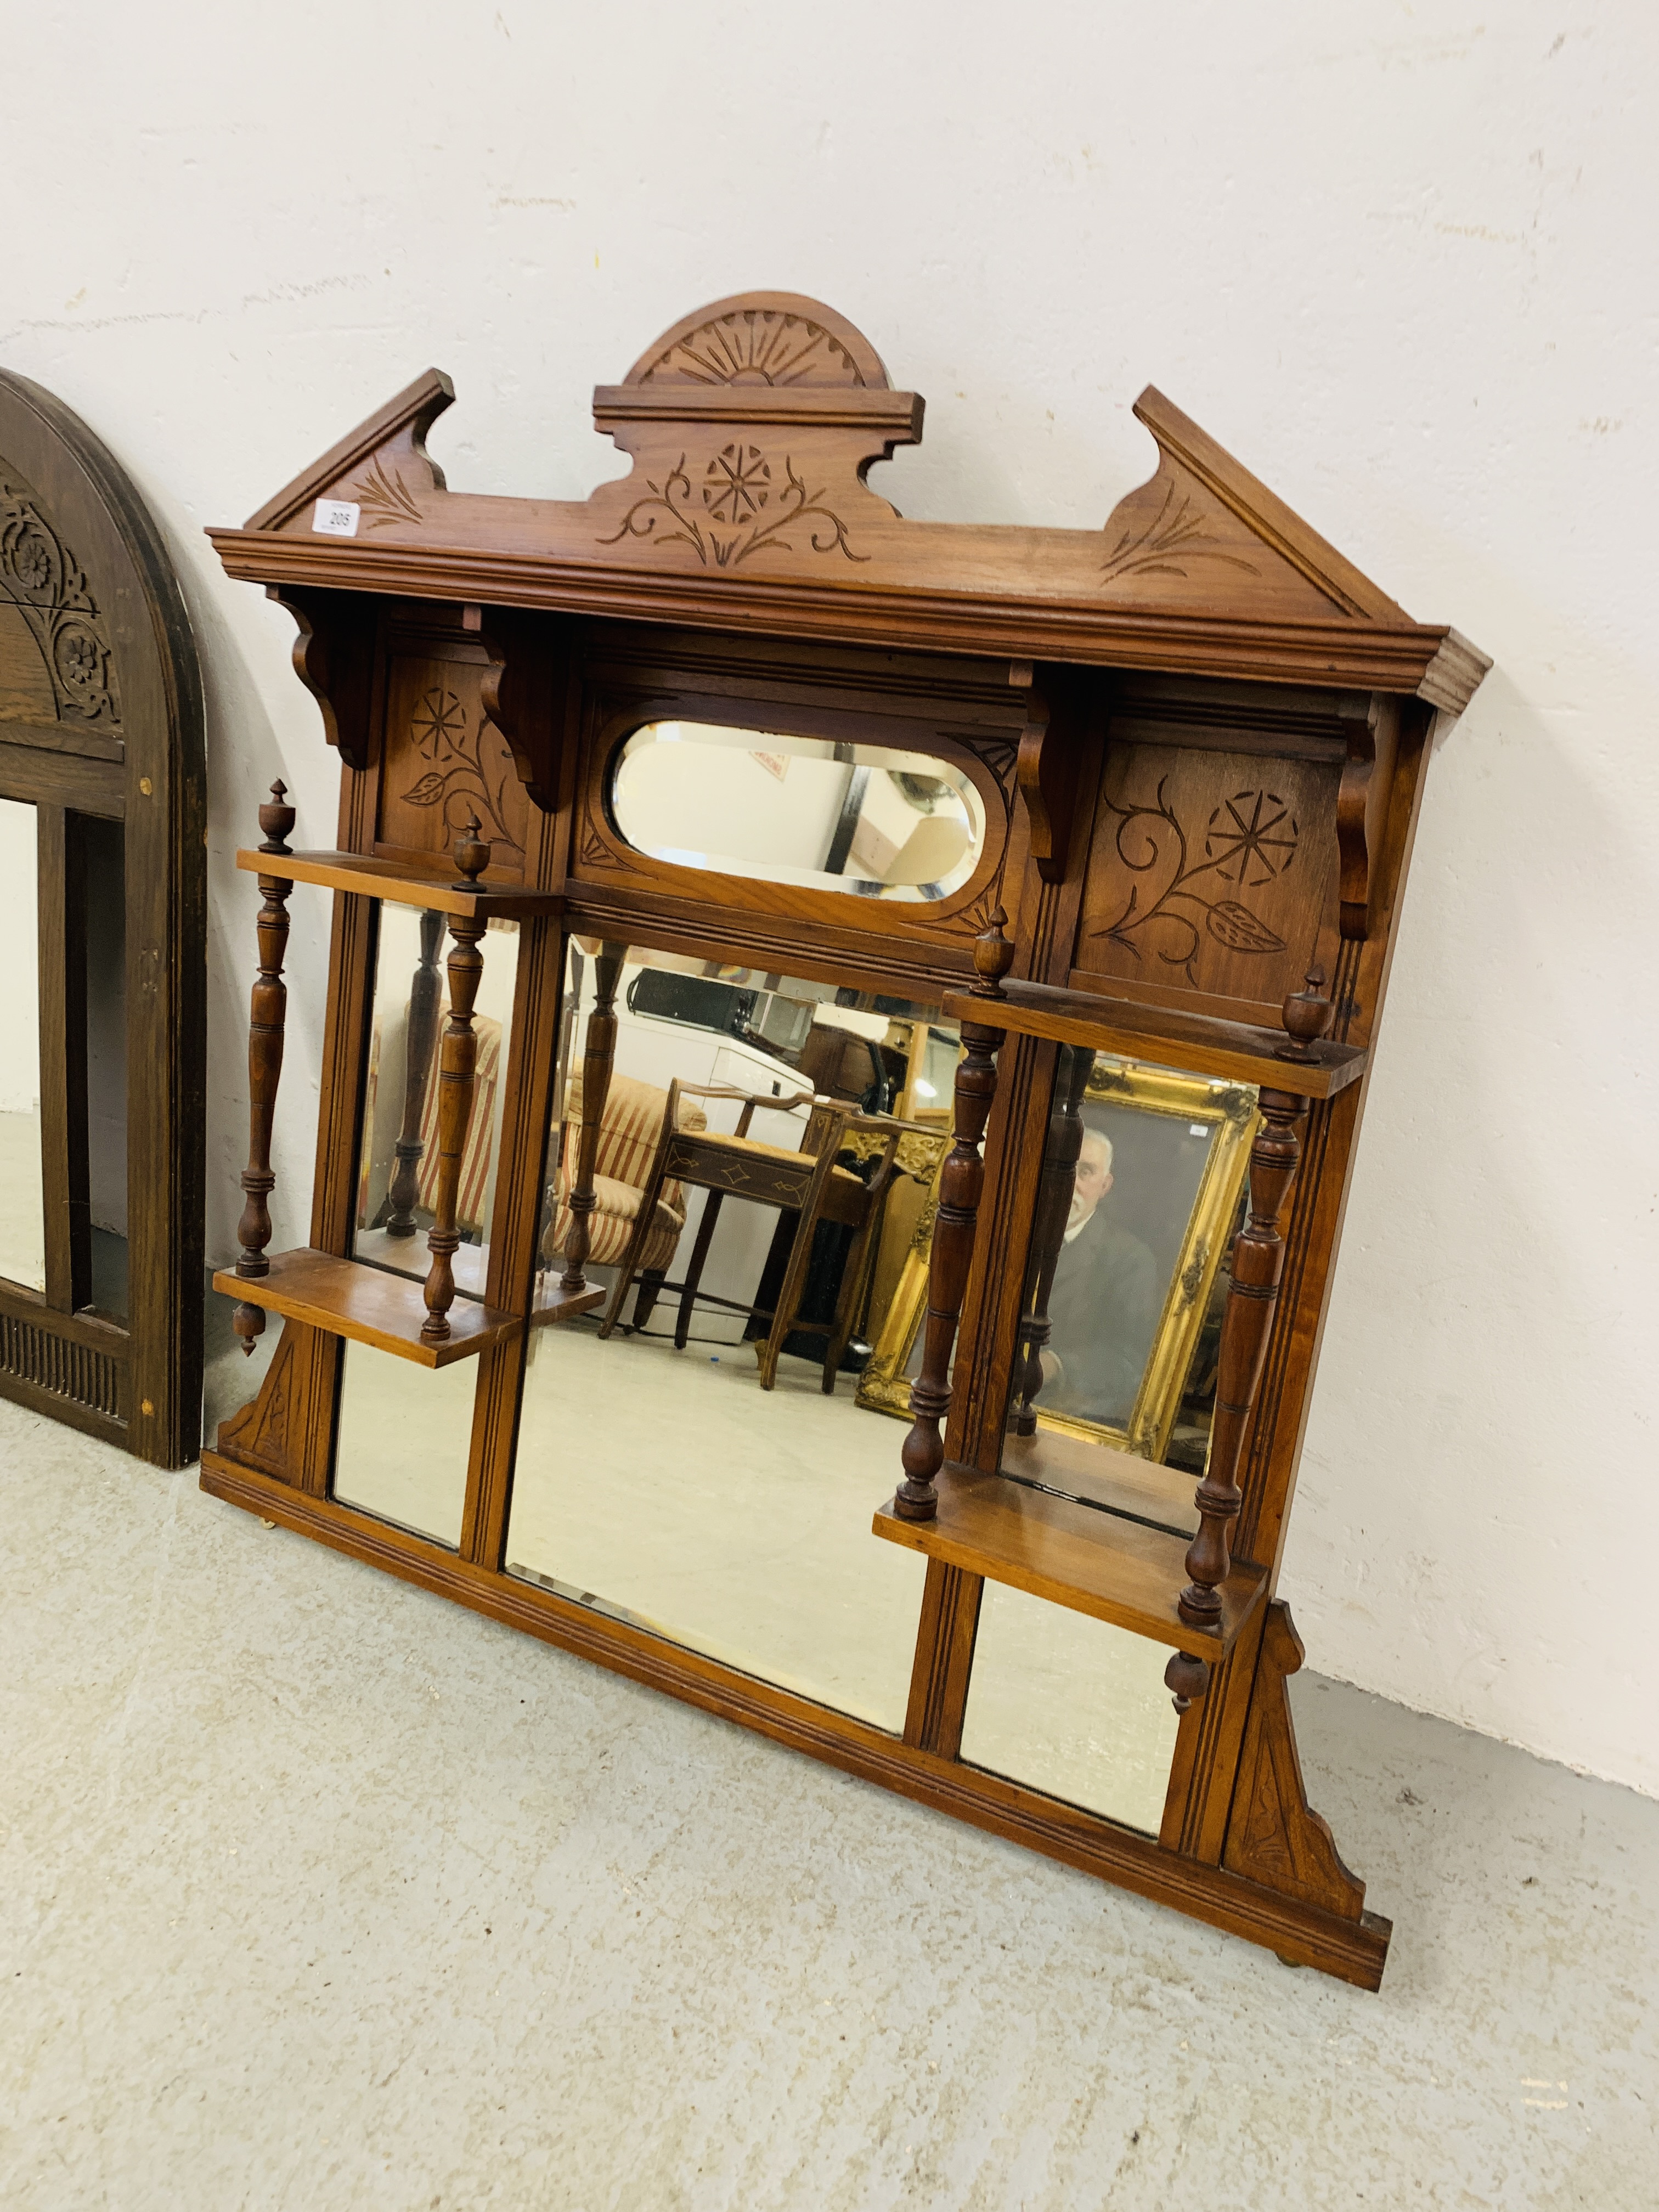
(202, 292, 1487, 1988)
(0, 371, 206, 1464)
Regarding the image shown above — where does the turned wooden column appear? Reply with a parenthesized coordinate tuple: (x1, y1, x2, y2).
(896, 909, 1015, 1521)
(421, 819, 492, 1344)
(385, 908, 446, 1238)
(1178, 968, 1329, 1624)
(1009, 1042, 1096, 1435)
(560, 940, 626, 1295)
(233, 781, 296, 1355)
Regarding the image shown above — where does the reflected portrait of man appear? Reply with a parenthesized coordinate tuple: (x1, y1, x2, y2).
(1041, 1126, 1161, 1429)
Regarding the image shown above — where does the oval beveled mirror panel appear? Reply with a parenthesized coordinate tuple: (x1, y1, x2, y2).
(610, 721, 986, 901)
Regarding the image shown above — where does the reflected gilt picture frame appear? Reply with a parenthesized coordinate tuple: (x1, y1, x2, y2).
(856, 1059, 1257, 1464)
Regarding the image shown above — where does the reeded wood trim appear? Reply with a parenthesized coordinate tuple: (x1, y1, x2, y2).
(199, 1447, 1391, 1989)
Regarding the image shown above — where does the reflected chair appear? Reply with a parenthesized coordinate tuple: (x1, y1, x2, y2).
(600, 1081, 913, 1393)
(541, 1070, 707, 1293)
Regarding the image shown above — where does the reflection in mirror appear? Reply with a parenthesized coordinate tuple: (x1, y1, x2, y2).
(332, 1340, 475, 1547)
(958, 1584, 1179, 1835)
(352, 905, 521, 1297)
(506, 937, 957, 1726)
(611, 722, 986, 902)
(83, 816, 128, 1316)
(1000, 1046, 1259, 1538)
(0, 798, 43, 1293)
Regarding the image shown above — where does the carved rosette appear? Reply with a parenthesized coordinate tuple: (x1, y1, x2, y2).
(0, 472, 119, 723)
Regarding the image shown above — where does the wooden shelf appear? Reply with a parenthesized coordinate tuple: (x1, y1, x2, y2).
(873, 1462, 1266, 1658)
(1000, 1426, 1200, 1539)
(235, 848, 566, 921)
(939, 979, 1367, 1101)
(212, 1248, 520, 1368)
(530, 1278, 608, 1327)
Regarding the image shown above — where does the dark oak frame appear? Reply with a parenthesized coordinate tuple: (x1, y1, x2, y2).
(202, 293, 1487, 1987)
(0, 372, 206, 1464)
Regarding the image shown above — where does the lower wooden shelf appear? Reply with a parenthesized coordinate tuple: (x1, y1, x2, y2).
(530, 1277, 608, 1327)
(212, 1248, 520, 1368)
(873, 1462, 1265, 1658)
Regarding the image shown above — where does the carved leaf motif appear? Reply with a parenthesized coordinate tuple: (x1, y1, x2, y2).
(1205, 900, 1288, 955)
(403, 771, 448, 806)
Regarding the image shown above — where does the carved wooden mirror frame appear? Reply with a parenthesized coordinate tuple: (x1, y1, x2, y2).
(0, 373, 206, 1465)
(203, 292, 1486, 1986)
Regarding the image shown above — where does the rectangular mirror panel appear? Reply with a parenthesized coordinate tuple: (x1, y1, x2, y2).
(505, 938, 949, 1729)
(0, 796, 43, 1294)
(958, 1583, 1179, 1835)
(351, 906, 521, 1300)
(332, 1341, 475, 1548)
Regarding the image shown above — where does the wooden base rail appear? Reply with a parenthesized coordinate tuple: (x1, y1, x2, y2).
(200, 1442, 1391, 1989)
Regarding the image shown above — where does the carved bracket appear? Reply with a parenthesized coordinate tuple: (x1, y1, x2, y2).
(1221, 1600, 1367, 1922)
(1335, 693, 1400, 940)
(270, 584, 378, 770)
(477, 606, 574, 813)
(1012, 664, 1092, 885)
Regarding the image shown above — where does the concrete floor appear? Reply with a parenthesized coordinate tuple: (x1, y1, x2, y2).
(3, 1398, 1656, 2210)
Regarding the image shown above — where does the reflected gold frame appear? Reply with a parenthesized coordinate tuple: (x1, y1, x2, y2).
(856, 1059, 1257, 1464)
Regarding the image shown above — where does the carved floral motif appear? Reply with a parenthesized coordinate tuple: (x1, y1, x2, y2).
(639, 309, 866, 388)
(1102, 480, 1260, 586)
(352, 455, 424, 529)
(600, 448, 868, 569)
(1088, 780, 1298, 985)
(398, 684, 523, 859)
(0, 474, 119, 723)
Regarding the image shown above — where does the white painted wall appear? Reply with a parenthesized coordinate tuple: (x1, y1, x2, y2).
(7, 1, 1655, 1795)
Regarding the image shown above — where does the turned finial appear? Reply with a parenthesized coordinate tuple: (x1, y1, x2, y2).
(257, 778, 295, 856)
(1165, 1650, 1211, 1714)
(451, 812, 490, 890)
(971, 906, 1015, 998)
(1276, 964, 1331, 1063)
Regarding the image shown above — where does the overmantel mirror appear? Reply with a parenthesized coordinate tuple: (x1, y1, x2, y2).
(203, 291, 1486, 1986)
(0, 371, 205, 1464)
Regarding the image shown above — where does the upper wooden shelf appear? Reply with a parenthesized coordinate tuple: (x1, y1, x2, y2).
(873, 1462, 1266, 1658)
(235, 848, 566, 921)
(212, 1247, 520, 1368)
(939, 979, 1367, 1100)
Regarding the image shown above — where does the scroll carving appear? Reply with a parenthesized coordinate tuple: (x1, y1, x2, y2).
(0, 471, 119, 723)
(599, 448, 868, 568)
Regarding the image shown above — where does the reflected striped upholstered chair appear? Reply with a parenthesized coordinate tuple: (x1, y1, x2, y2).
(541, 1070, 706, 1288)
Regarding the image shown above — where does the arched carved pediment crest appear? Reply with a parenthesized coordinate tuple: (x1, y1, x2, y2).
(0, 465, 120, 724)
(624, 292, 888, 390)
(219, 290, 1488, 714)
